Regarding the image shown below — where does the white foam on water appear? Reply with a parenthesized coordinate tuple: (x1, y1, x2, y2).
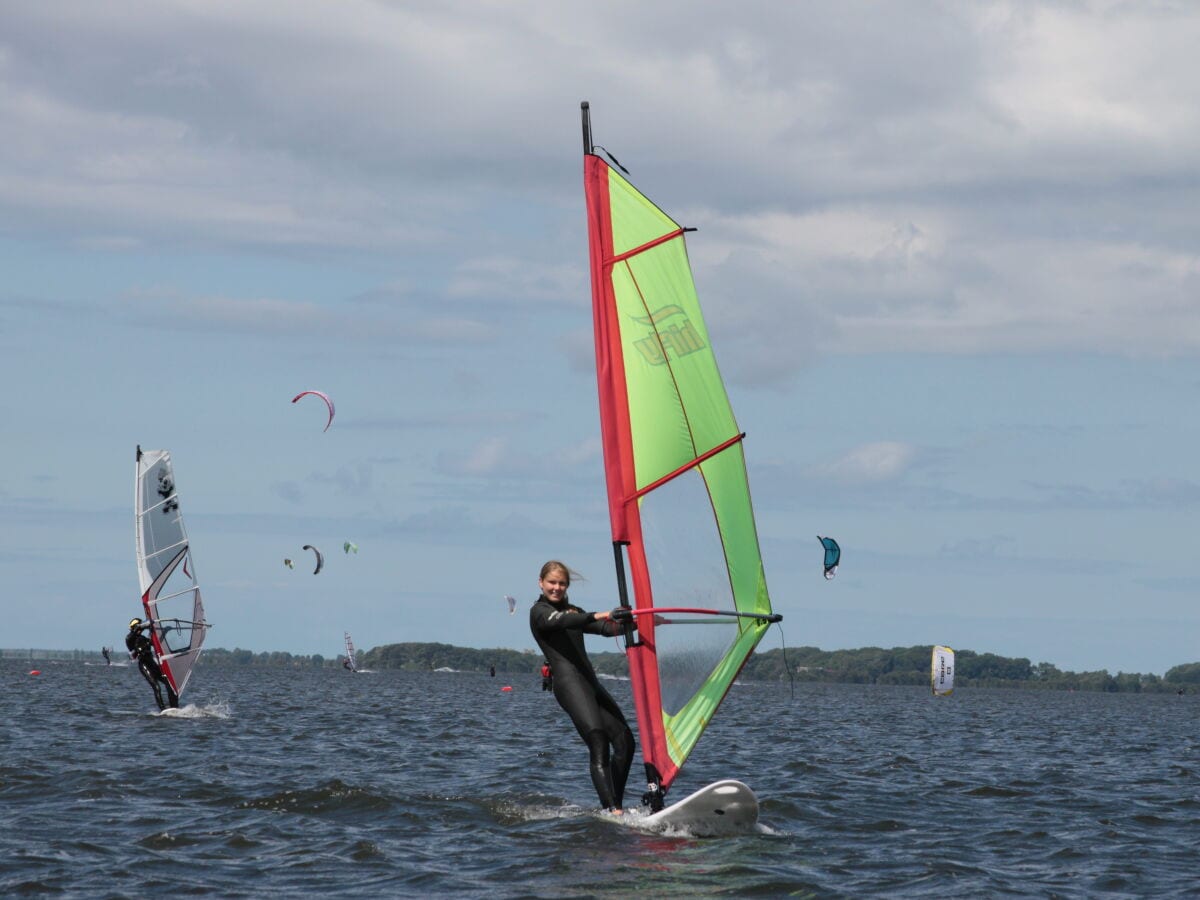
(494, 798, 587, 822)
(605, 809, 745, 838)
(155, 700, 230, 719)
(599, 807, 698, 836)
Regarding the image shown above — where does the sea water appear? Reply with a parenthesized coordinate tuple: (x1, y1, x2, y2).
(1, 659, 1197, 897)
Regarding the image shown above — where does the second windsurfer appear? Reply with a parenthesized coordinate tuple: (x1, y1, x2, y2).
(529, 560, 635, 814)
(126, 618, 179, 710)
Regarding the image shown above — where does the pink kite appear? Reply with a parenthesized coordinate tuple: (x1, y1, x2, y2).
(292, 390, 335, 432)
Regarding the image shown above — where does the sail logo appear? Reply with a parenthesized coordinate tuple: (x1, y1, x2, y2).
(156, 470, 179, 514)
(631, 305, 706, 365)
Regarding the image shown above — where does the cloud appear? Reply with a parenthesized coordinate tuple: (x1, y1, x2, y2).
(377, 502, 598, 549)
(1135, 575, 1200, 593)
(938, 534, 1014, 560)
(4, 2, 1200, 366)
(1023, 476, 1200, 511)
(343, 409, 543, 431)
(985, 4, 1200, 149)
(443, 436, 508, 477)
(435, 435, 599, 480)
(448, 256, 584, 307)
(271, 480, 305, 504)
(311, 461, 374, 497)
(811, 441, 919, 485)
(1126, 477, 1200, 507)
(122, 290, 496, 345)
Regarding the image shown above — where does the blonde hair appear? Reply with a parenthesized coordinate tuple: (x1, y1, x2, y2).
(539, 560, 584, 585)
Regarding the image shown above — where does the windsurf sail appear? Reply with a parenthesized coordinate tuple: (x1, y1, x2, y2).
(581, 103, 781, 807)
(931, 645, 955, 696)
(134, 446, 209, 701)
(344, 631, 358, 672)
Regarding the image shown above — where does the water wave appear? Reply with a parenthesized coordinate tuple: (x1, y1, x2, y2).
(236, 779, 396, 816)
(3, 661, 1198, 896)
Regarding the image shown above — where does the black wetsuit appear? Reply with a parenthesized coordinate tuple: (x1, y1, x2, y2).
(126, 626, 178, 710)
(529, 595, 634, 810)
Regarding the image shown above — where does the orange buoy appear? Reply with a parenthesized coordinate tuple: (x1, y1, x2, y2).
(501, 685, 513, 692)
(29, 670, 41, 676)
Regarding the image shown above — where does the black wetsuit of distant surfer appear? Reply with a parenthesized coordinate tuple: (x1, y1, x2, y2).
(529, 595, 634, 811)
(126, 622, 178, 710)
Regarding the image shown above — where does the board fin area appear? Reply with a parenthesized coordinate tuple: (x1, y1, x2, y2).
(615, 779, 759, 837)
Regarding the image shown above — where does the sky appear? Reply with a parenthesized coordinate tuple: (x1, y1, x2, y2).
(3, 1, 1199, 674)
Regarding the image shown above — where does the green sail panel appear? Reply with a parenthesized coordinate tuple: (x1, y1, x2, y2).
(585, 150, 776, 794)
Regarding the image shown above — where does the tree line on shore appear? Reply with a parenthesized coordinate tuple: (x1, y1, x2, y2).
(16, 643, 1193, 693)
(178, 643, 1200, 692)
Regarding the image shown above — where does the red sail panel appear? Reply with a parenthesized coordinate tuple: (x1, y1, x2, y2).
(583, 154, 676, 788)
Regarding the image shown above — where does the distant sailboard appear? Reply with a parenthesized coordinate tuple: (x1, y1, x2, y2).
(343, 632, 358, 673)
(134, 446, 210, 704)
(931, 645, 955, 696)
(582, 103, 780, 832)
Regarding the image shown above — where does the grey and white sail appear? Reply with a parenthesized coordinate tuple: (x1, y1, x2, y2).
(135, 446, 209, 700)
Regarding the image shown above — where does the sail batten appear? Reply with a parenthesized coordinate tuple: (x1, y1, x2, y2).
(148, 586, 201, 605)
(583, 106, 778, 799)
(626, 432, 746, 503)
(144, 497, 181, 515)
(143, 538, 189, 559)
(608, 228, 685, 265)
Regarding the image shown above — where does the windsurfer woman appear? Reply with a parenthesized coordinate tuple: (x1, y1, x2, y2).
(528, 560, 635, 813)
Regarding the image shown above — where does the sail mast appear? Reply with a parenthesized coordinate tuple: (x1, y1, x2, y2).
(582, 102, 669, 803)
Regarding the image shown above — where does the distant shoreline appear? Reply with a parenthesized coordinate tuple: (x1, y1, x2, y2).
(5, 644, 1197, 693)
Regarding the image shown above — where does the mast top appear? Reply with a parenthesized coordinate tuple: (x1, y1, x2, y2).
(581, 101, 593, 156)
